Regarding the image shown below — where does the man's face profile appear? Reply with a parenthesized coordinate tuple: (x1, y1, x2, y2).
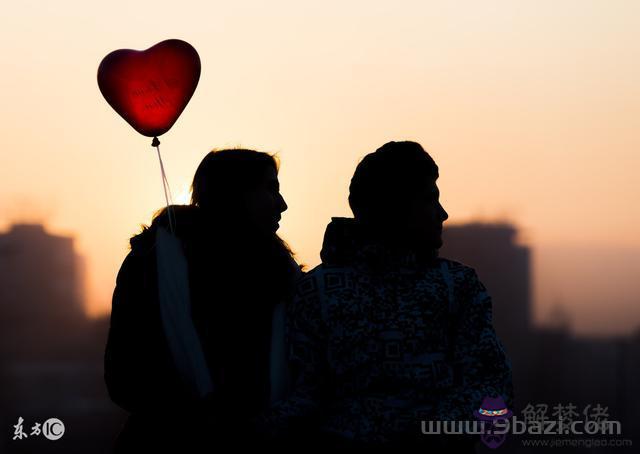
(403, 180, 448, 249)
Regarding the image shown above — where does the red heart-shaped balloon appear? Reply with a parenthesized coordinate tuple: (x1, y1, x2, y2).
(98, 39, 201, 138)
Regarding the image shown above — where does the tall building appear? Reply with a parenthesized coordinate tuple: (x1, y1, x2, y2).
(439, 222, 533, 415)
(0, 224, 125, 452)
(0, 223, 86, 358)
(440, 222, 532, 352)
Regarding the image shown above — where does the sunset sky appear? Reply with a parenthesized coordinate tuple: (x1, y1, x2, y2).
(1, 0, 638, 335)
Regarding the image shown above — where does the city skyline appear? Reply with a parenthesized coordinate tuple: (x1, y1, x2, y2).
(3, 199, 638, 452)
(1, 0, 639, 336)
(1, 219, 638, 337)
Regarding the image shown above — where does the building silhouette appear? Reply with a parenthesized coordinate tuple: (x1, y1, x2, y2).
(0, 224, 86, 358)
(0, 220, 637, 452)
(440, 222, 532, 348)
(0, 223, 124, 453)
(440, 222, 639, 452)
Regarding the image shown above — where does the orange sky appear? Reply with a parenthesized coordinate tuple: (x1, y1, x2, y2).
(1, 0, 639, 336)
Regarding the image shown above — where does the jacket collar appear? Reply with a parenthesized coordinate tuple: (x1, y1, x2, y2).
(320, 217, 439, 272)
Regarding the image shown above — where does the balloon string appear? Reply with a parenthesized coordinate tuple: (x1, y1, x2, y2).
(153, 137, 176, 234)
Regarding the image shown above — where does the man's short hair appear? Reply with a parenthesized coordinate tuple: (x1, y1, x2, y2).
(348, 141, 439, 220)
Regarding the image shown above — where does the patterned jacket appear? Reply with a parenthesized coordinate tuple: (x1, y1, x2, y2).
(267, 217, 514, 443)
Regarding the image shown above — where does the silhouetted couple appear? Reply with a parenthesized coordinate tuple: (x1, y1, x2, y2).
(105, 141, 513, 453)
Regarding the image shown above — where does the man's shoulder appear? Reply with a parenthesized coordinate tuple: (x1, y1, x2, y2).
(438, 257, 477, 277)
(294, 263, 355, 297)
(298, 259, 478, 284)
(437, 257, 489, 302)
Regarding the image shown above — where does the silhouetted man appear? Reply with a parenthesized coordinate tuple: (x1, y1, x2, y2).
(265, 141, 513, 451)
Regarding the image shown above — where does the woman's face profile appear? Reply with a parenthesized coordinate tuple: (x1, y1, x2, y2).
(243, 166, 288, 233)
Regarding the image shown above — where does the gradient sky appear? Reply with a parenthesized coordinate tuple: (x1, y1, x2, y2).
(1, 0, 639, 335)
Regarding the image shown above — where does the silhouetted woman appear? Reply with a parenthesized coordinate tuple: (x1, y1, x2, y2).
(104, 149, 299, 452)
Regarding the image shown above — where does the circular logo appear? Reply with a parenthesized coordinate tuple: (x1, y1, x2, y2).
(43, 418, 65, 441)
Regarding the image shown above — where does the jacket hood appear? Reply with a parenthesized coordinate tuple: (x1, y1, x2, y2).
(320, 217, 439, 271)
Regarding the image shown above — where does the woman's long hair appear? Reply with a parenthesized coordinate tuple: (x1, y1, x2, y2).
(189, 149, 296, 288)
(128, 149, 298, 413)
(191, 149, 279, 218)
(152, 149, 297, 300)
(137, 149, 298, 304)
